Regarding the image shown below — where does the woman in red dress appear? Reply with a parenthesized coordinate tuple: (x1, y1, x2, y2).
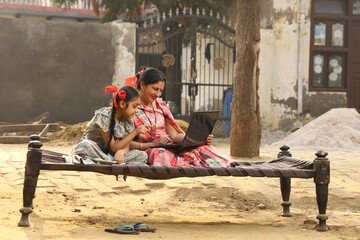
(130, 68, 233, 167)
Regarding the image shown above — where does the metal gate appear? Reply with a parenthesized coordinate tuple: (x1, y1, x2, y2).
(136, 8, 235, 137)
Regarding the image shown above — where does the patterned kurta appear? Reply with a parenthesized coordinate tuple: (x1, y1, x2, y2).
(133, 99, 233, 167)
(71, 107, 147, 165)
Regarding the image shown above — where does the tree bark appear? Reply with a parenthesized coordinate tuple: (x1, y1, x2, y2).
(230, 0, 261, 157)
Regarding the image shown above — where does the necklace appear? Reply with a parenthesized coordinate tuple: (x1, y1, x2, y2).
(140, 106, 157, 134)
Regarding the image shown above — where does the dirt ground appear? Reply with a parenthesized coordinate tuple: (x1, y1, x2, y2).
(0, 141, 360, 240)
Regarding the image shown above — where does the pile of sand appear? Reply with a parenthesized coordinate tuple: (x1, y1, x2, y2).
(272, 108, 360, 152)
(48, 121, 89, 145)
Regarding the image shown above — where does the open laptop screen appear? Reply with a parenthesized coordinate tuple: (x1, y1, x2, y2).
(182, 111, 219, 147)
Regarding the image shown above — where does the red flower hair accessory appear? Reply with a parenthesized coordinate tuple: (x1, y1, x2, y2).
(124, 76, 137, 87)
(124, 69, 145, 87)
(104, 85, 126, 108)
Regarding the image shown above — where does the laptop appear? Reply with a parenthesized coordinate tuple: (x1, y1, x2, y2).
(152, 110, 219, 149)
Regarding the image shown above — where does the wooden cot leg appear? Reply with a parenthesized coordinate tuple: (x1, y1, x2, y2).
(280, 177, 292, 217)
(313, 151, 330, 231)
(316, 183, 329, 231)
(18, 135, 42, 227)
(278, 145, 292, 217)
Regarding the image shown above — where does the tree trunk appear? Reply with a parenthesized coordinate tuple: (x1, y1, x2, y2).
(230, 0, 261, 157)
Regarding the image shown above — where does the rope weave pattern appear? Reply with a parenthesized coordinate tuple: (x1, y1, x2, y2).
(41, 150, 315, 180)
(111, 157, 315, 179)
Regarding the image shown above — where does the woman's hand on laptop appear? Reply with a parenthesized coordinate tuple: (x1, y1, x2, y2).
(206, 134, 214, 145)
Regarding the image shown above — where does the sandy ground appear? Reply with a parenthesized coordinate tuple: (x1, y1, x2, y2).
(1, 141, 360, 240)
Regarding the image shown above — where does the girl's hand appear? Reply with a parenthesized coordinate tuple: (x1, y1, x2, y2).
(153, 136, 171, 146)
(136, 125, 151, 135)
(114, 150, 125, 164)
(206, 134, 214, 145)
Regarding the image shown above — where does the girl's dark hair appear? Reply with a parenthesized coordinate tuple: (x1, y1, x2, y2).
(105, 86, 139, 154)
(136, 67, 166, 90)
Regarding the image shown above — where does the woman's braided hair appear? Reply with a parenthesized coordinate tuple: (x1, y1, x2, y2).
(104, 86, 139, 154)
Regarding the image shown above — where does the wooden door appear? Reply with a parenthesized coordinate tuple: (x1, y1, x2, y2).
(348, 21, 360, 111)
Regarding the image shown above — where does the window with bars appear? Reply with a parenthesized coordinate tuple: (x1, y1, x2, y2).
(309, 0, 348, 91)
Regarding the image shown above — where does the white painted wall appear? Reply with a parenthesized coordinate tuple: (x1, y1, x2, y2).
(258, 0, 347, 131)
(111, 21, 136, 88)
(259, 0, 309, 130)
(259, 29, 276, 129)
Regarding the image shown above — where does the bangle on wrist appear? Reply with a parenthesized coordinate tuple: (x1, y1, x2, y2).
(140, 143, 143, 150)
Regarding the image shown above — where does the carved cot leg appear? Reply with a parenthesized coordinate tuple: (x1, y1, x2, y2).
(314, 151, 330, 231)
(280, 177, 292, 217)
(18, 135, 43, 227)
(278, 145, 292, 217)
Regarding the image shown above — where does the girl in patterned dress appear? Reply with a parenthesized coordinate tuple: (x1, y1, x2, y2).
(71, 86, 150, 164)
(130, 68, 233, 167)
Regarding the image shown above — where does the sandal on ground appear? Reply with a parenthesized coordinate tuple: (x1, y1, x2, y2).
(105, 225, 139, 235)
(133, 222, 157, 232)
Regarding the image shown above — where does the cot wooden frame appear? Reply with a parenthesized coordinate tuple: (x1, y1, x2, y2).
(18, 135, 330, 231)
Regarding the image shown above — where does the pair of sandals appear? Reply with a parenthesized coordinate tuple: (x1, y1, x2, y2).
(105, 222, 156, 235)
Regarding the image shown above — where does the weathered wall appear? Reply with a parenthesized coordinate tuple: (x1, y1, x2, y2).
(258, 0, 347, 131)
(0, 18, 136, 124)
(0, 1, 349, 130)
(111, 22, 136, 87)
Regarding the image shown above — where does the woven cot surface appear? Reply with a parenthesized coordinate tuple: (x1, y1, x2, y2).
(40, 150, 315, 179)
(231, 157, 313, 169)
(111, 157, 314, 179)
(41, 150, 67, 163)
